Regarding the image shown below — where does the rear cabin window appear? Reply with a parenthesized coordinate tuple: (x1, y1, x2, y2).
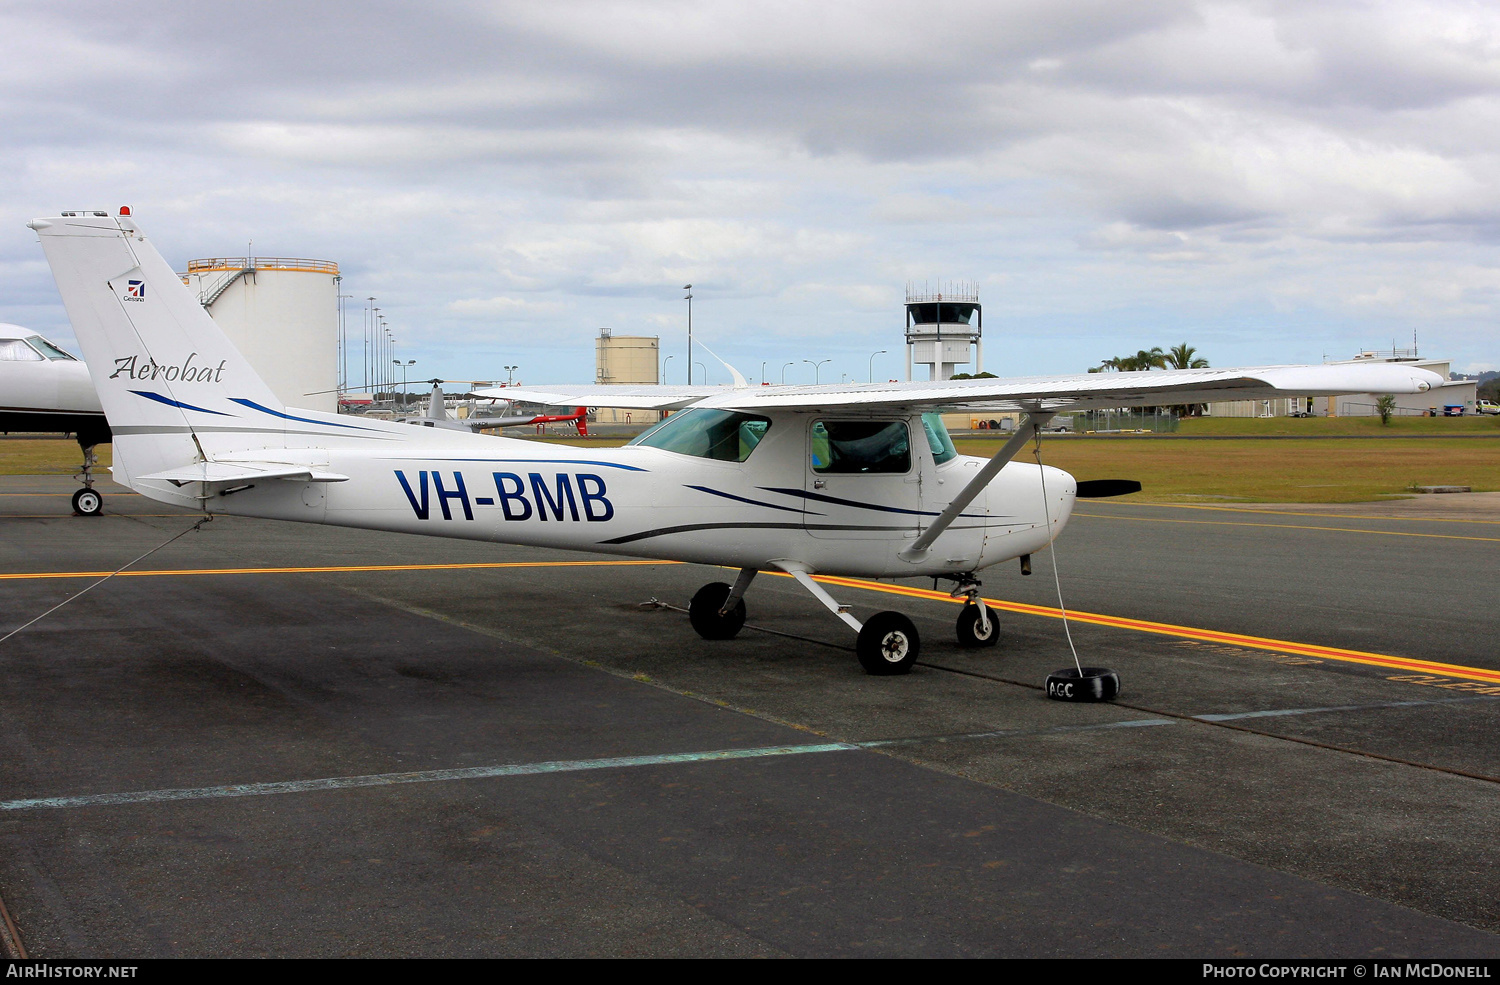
(811, 420, 910, 474)
(628, 408, 771, 462)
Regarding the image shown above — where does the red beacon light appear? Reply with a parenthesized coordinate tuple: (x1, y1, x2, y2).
(119, 206, 131, 216)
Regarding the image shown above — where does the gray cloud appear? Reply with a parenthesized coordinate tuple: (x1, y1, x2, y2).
(3, 0, 1498, 381)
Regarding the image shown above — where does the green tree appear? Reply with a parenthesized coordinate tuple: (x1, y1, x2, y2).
(1163, 343, 1210, 416)
(1376, 394, 1396, 426)
(1121, 347, 1167, 371)
(1090, 349, 1165, 372)
(1164, 343, 1209, 370)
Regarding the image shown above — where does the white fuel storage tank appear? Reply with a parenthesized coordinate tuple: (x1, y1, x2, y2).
(180, 256, 340, 413)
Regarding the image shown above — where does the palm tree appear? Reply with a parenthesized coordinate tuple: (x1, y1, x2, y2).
(1114, 347, 1166, 372)
(1163, 343, 1209, 416)
(1164, 343, 1208, 370)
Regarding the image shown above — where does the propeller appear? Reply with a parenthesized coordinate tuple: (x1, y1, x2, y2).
(1074, 479, 1142, 498)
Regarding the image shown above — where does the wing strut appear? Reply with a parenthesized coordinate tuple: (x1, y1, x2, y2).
(900, 409, 1051, 561)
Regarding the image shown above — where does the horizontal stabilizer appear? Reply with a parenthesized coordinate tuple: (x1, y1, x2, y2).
(138, 461, 350, 485)
(1075, 479, 1143, 498)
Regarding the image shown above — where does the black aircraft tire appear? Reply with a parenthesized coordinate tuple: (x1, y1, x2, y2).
(956, 604, 999, 648)
(688, 582, 747, 640)
(857, 611, 920, 675)
(72, 488, 103, 517)
(1045, 667, 1121, 702)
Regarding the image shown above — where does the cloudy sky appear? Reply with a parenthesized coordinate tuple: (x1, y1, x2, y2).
(3, 0, 1497, 389)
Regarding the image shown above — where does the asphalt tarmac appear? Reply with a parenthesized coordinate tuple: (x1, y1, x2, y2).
(1, 474, 1497, 958)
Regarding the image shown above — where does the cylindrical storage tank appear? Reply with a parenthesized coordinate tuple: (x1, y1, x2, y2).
(180, 257, 340, 413)
(594, 329, 660, 424)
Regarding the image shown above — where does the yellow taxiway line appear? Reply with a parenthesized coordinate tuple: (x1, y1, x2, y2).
(801, 573, 1500, 686)
(1108, 502, 1500, 526)
(1071, 512, 1500, 543)
(2, 558, 1495, 687)
(0, 559, 678, 581)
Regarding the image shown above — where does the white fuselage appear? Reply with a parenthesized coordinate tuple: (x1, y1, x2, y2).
(126, 408, 1074, 579)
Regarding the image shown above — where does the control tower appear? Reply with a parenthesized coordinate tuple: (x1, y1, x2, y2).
(904, 282, 981, 381)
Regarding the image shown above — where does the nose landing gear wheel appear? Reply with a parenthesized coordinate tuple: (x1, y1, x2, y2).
(71, 488, 103, 516)
(956, 604, 998, 648)
(857, 611, 920, 675)
(688, 582, 747, 640)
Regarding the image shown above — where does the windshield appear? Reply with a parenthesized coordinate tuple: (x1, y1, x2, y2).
(922, 413, 958, 465)
(628, 408, 771, 462)
(25, 336, 76, 360)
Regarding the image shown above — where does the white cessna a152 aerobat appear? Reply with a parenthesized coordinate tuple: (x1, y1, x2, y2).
(0, 323, 111, 514)
(30, 210, 1443, 677)
(396, 380, 590, 435)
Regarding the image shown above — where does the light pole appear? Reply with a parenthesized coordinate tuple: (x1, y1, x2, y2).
(760, 361, 766, 385)
(383, 325, 393, 397)
(683, 284, 693, 385)
(365, 300, 376, 391)
(661, 354, 673, 383)
(694, 361, 706, 384)
(337, 293, 354, 391)
(505, 365, 517, 385)
(804, 358, 830, 384)
(394, 359, 415, 410)
(781, 361, 794, 384)
(868, 349, 887, 383)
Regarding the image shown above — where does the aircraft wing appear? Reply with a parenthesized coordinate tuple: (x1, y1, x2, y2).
(490, 364, 1444, 414)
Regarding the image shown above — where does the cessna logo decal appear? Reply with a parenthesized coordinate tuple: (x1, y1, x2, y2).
(125, 279, 146, 300)
(109, 353, 227, 383)
(396, 470, 614, 522)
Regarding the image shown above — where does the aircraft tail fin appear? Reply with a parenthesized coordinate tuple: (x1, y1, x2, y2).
(31, 211, 305, 504)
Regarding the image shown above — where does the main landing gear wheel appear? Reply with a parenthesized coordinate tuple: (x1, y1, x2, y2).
(857, 611, 920, 676)
(71, 488, 103, 517)
(1045, 667, 1121, 702)
(688, 582, 747, 640)
(955, 604, 998, 648)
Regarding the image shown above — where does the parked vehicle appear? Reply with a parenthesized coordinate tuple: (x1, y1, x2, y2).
(1477, 399, 1500, 416)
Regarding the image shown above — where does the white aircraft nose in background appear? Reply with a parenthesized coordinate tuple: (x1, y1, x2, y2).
(0, 323, 110, 514)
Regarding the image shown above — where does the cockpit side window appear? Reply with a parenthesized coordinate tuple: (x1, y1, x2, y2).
(811, 420, 910, 474)
(0, 339, 44, 361)
(628, 408, 772, 462)
(25, 336, 76, 361)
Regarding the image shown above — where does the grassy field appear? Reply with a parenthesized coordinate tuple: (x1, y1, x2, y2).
(951, 436, 1499, 502)
(5, 429, 1495, 502)
(1173, 415, 1500, 436)
(532, 430, 1500, 503)
(0, 439, 110, 475)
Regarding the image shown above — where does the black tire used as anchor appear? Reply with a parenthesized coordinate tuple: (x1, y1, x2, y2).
(1045, 667, 1120, 702)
